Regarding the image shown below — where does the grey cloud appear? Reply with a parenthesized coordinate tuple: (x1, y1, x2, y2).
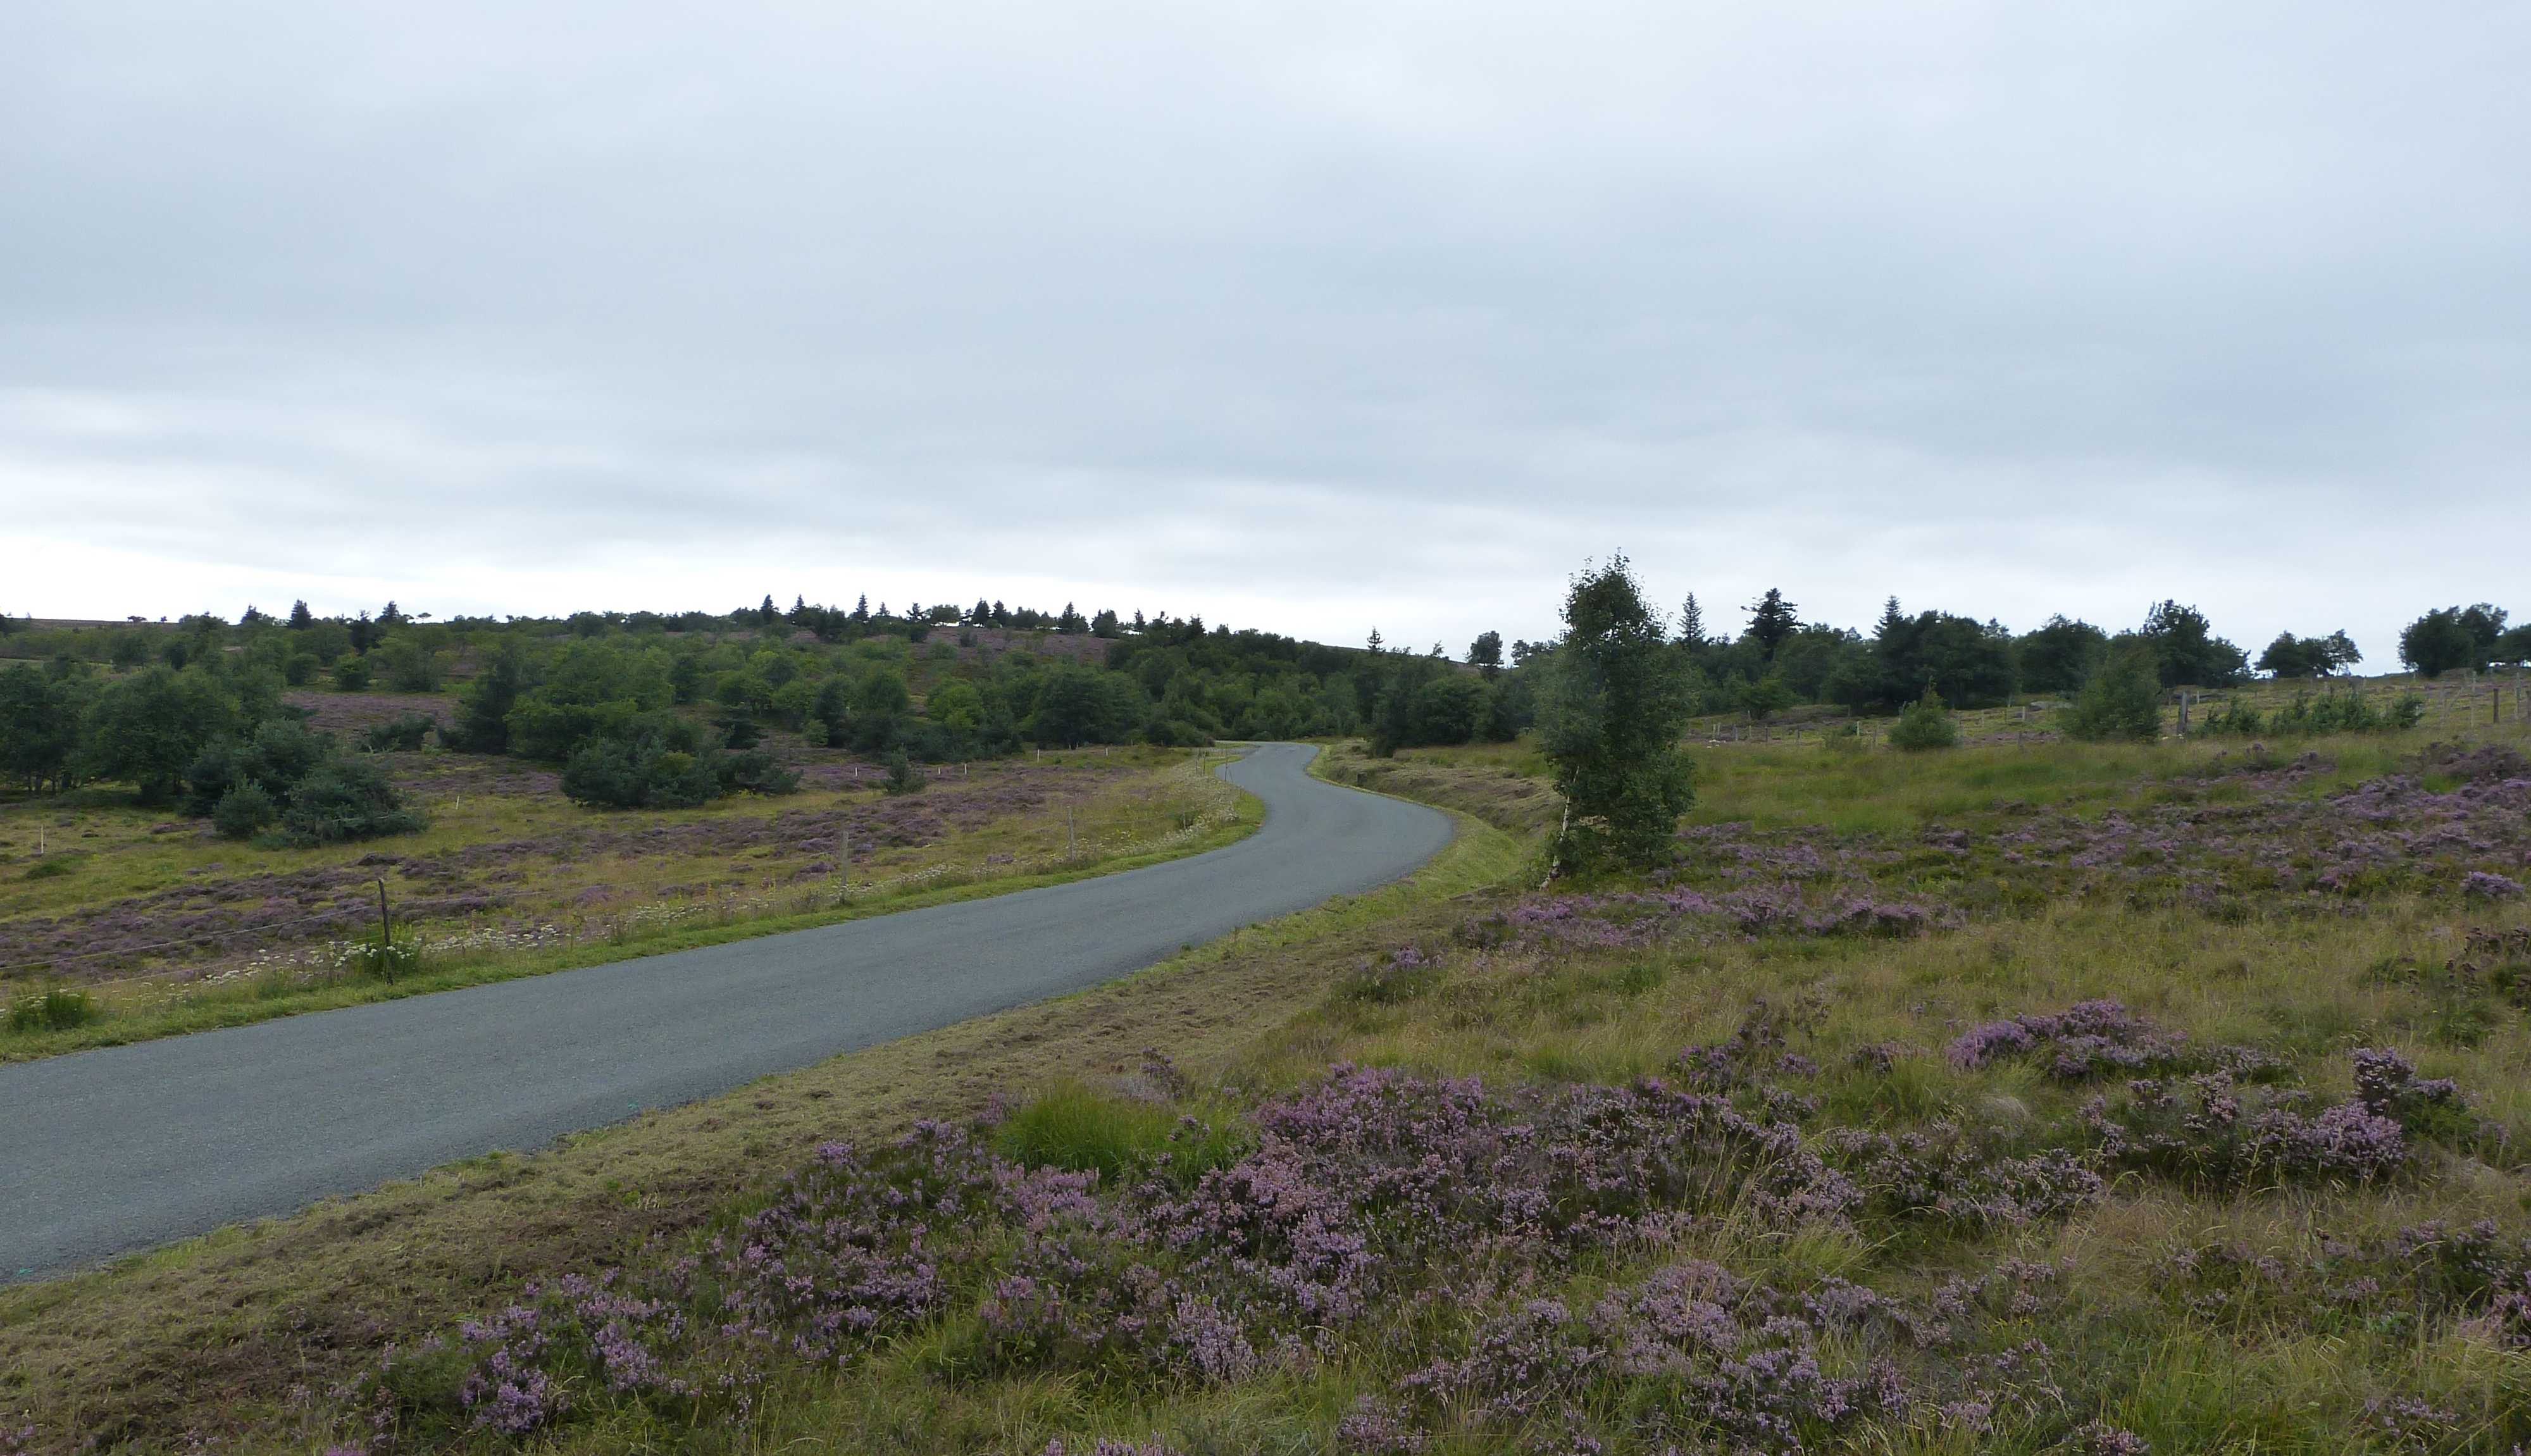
(4, 1, 2525, 654)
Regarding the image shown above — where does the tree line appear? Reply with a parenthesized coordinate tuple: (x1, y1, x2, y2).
(2, 586, 2518, 824)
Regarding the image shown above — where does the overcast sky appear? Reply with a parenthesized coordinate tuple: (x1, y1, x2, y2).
(4, 3, 2524, 661)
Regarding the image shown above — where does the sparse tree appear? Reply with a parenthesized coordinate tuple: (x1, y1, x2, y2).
(1468, 630, 1504, 678)
(1535, 556, 1696, 872)
(1744, 588, 1799, 661)
(1677, 594, 1708, 649)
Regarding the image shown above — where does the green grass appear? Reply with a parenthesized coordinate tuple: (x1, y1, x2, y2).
(993, 1080, 1250, 1188)
(1681, 728, 2432, 835)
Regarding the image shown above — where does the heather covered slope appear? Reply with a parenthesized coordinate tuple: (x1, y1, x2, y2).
(240, 730, 2531, 1453)
(4, 727, 2527, 1452)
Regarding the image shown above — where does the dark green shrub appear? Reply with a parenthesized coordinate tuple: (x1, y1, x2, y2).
(183, 718, 331, 816)
(2065, 651, 2163, 742)
(357, 714, 438, 752)
(374, 638, 441, 692)
(882, 750, 923, 795)
(718, 747, 801, 797)
(275, 758, 429, 844)
(1887, 690, 1960, 750)
(559, 737, 721, 809)
(212, 781, 279, 839)
(282, 654, 321, 687)
(331, 657, 373, 692)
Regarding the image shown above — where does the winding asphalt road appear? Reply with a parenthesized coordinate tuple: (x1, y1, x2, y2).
(0, 743, 1451, 1282)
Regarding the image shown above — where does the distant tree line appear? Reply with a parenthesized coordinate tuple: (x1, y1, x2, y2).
(3, 587, 2520, 818)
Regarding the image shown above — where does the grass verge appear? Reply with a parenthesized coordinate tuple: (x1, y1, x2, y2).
(0, 763, 1261, 1064)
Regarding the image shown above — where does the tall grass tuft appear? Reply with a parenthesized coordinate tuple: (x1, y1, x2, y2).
(347, 931, 425, 983)
(6, 986, 101, 1033)
(994, 1080, 1247, 1187)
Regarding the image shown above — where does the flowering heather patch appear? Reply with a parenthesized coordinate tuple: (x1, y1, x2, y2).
(340, 1021, 2514, 1452)
(2082, 1074, 2411, 1186)
(1943, 999, 2284, 1084)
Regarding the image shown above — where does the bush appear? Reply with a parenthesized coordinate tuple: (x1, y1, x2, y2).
(2065, 650, 2162, 742)
(1887, 690, 1959, 750)
(559, 737, 721, 809)
(375, 638, 441, 692)
(6, 986, 100, 1033)
(357, 714, 438, 752)
(331, 657, 374, 692)
(2205, 689, 2426, 737)
(275, 757, 429, 844)
(883, 750, 923, 795)
(282, 653, 321, 687)
(717, 747, 801, 797)
(212, 781, 279, 839)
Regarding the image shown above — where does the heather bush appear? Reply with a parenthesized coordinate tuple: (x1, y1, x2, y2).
(342, 1016, 2523, 1452)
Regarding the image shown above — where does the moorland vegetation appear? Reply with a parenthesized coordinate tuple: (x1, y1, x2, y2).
(1, 564, 2529, 1452)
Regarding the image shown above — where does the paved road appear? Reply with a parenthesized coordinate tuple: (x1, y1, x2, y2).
(0, 743, 1451, 1281)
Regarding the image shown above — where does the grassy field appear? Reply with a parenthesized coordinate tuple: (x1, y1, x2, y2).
(1691, 665, 2531, 748)
(8, 721, 2531, 1453)
(0, 712, 1252, 1060)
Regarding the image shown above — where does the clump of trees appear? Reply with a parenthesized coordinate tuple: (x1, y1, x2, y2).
(2256, 630, 2361, 679)
(0, 656, 427, 845)
(2400, 604, 2524, 676)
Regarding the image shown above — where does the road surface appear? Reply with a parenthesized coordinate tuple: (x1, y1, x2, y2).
(0, 742, 1451, 1281)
